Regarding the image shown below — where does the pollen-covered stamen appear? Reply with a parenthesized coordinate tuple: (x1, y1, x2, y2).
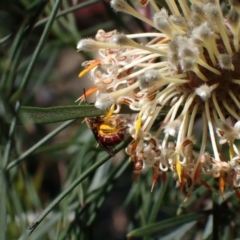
(227, 7, 240, 52)
(153, 10, 169, 30)
(169, 15, 187, 31)
(138, 69, 161, 89)
(218, 54, 234, 70)
(77, 39, 118, 51)
(110, 0, 155, 27)
(96, 81, 140, 109)
(111, 34, 166, 56)
(177, 36, 199, 59)
(204, 3, 232, 55)
(191, 22, 217, 66)
(177, 36, 221, 75)
(167, 39, 179, 69)
(138, 70, 188, 90)
(195, 83, 219, 101)
(191, 3, 206, 22)
(195, 55, 219, 76)
(180, 58, 205, 82)
(95, 93, 115, 110)
(153, 9, 177, 38)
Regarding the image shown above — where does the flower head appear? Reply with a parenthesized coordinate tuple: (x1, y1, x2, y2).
(77, 0, 240, 199)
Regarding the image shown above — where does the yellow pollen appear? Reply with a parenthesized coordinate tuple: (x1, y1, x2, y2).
(79, 60, 101, 77)
(98, 123, 119, 136)
(176, 156, 182, 183)
(135, 114, 142, 139)
(104, 104, 115, 121)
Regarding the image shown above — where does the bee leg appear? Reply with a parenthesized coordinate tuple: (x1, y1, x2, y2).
(97, 141, 115, 157)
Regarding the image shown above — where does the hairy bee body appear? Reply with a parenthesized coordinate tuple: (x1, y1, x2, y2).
(86, 116, 125, 156)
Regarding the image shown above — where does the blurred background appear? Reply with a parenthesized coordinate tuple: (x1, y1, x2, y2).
(0, 1, 155, 239)
(1, 0, 239, 239)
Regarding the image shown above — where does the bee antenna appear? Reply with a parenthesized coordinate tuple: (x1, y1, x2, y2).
(83, 88, 89, 104)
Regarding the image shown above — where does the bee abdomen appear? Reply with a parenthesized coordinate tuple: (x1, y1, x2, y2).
(98, 132, 124, 146)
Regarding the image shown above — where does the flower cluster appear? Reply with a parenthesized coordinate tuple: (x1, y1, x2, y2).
(77, 0, 240, 200)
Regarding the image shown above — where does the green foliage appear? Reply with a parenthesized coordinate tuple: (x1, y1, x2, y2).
(0, 0, 239, 239)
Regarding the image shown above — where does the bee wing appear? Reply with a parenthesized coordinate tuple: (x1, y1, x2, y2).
(97, 139, 115, 157)
(91, 127, 115, 157)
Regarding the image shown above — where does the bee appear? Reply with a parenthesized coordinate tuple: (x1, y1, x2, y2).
(86, 116, 126, 156)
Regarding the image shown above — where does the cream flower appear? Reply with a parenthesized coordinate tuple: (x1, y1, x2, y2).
(78, 0, 240, 199)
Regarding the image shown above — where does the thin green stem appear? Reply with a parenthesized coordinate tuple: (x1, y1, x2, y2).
(34, 0, 99, 28)
(0, 172, 6, 240)
(22, 48, 58, 105)
(84, 160, 130, 226)
(0, 24, 26, 91)
(0, 101, 20, 240)
(0, 0, 99, 45)
(1, 2, 47, 95)
(27, 138, 130, 234)
(6, 120, 75, 171)
(10, 0, 62, 103)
